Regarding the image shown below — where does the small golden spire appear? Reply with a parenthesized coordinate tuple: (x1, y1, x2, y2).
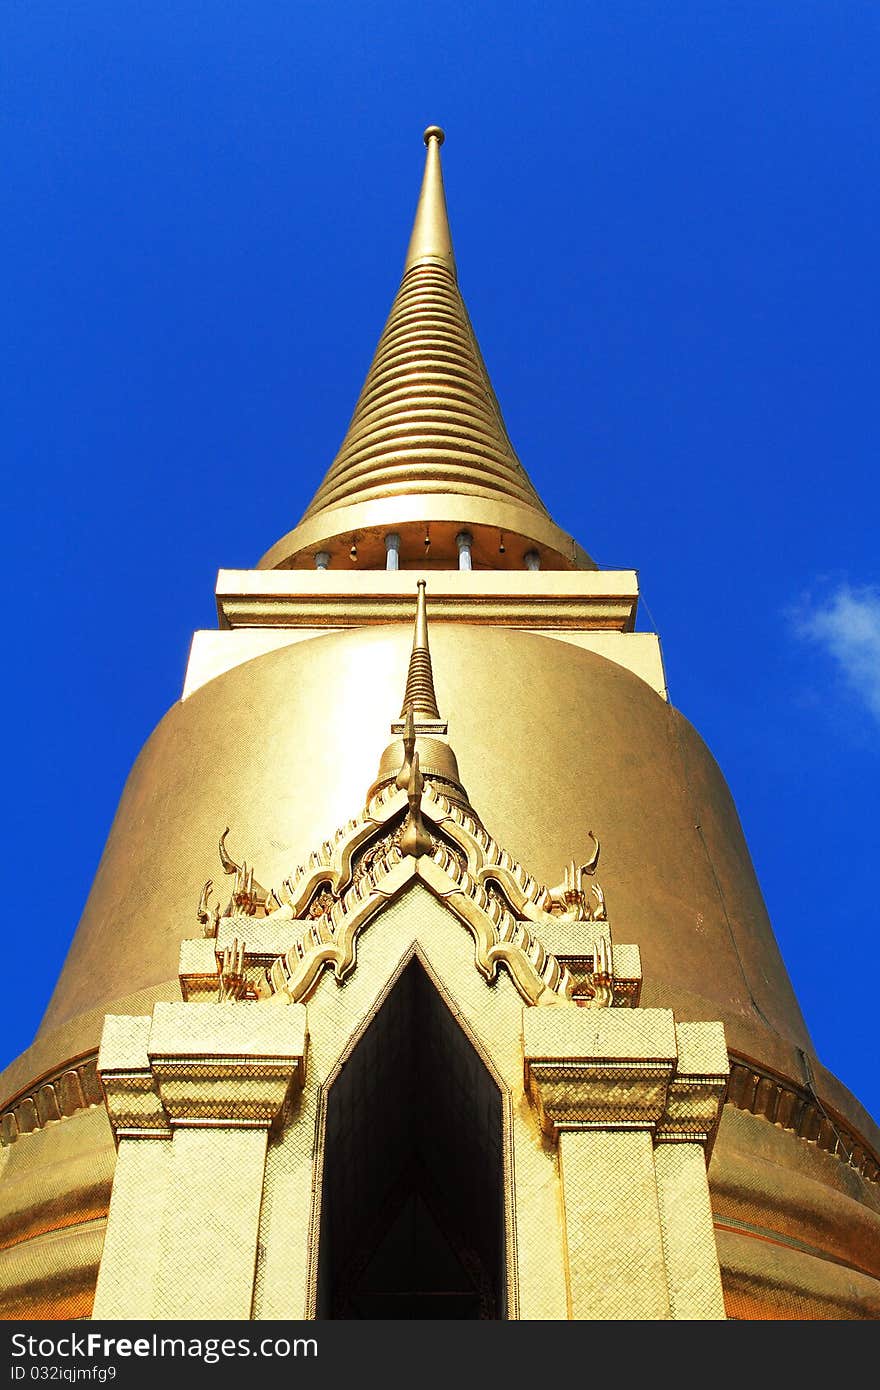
(404, 126, 456, 278)
(369, 582, 468, 805)
(400, 580, 442, 722)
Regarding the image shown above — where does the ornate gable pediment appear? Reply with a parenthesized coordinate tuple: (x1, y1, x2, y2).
(180, 758, 641, 1015)
(178, 581, 642, 1015)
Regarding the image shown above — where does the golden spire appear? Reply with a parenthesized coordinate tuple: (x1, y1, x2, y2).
(403, 126, 456, 277)
(259, 127, 594, 571)
(400, 580, 442, 722)
(301, 125, 544, 519)
(370, 582, 467, 805)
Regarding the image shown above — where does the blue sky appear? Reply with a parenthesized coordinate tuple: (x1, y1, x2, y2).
(3, 3, 878, 1122)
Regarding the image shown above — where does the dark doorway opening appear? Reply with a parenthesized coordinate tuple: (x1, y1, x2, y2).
(316, 957, 506, 1319)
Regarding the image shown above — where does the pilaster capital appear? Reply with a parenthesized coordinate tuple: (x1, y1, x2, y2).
(656, 1021, 729, 1148)
(148, 1002, 307, 1128)
(98, 1014, 171, 1140)
(523, 1008, 727, 1153)
(98, 1003, 308, 1140)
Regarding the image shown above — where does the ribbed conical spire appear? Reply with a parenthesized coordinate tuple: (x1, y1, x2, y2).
(369, 582, 468, 804)
(400, 580, 441, 720)
(300, 127, 548, 520)
(259, 128, 595, 571)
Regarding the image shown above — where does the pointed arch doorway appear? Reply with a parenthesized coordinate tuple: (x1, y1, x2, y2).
(315, 956, 508, 1319)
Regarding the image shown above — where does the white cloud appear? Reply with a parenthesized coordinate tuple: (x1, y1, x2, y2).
(796, 584, 880, 722)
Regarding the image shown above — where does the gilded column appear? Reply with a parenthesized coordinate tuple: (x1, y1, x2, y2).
(558, 1128, 670, 1319)
(94, 1002, 307, 1320)
(524, 1007, 727, 1320)
(92, 1016, 173, 1320)
(653, 1022, 729, 1320)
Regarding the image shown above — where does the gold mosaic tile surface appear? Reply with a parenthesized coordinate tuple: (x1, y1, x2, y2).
(655, 1142, 725, 1319)
(560, 1129, 670, 1319)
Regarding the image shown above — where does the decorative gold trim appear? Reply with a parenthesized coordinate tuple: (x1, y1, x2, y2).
(216, 568, 637, 631)
(266, 835, 579, 1008)
(0, 1055, 103, 1147)
(192, 771, 638, 1011)
(725, 1057, 879, 1184)
(5, 1038, 876, 1189)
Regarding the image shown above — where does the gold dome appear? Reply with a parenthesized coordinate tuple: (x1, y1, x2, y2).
(22, 625, 869, 1107)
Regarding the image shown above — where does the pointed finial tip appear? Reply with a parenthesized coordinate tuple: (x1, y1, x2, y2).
(423, 125, 445, 146)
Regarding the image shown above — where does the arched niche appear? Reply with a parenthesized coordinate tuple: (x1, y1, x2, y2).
(316, 954, 507, 1318)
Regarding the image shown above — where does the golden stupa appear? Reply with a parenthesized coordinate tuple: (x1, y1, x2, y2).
(1, 128, 878, 1322)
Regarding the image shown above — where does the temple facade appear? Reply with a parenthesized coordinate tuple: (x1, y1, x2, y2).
(1, 128, 878, 1320)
